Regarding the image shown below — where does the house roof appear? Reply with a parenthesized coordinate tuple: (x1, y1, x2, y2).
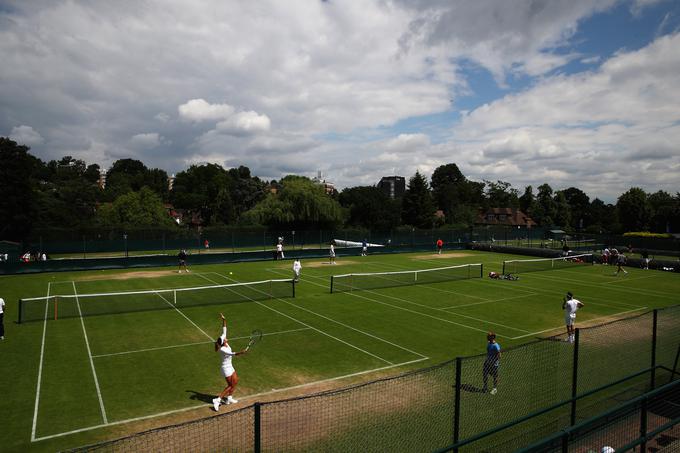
(475, 208, 537, 227)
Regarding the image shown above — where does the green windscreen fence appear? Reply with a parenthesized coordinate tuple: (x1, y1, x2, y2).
(18, 279, 295, 323)
(330, 263, 483, 293)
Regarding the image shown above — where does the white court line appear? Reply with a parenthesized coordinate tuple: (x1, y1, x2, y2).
(529, 271, 677, 301)
(195, 273, 394, 365)
(72, 281, 108, 424)
(31, 356, 428, 443)
(31, 282, 51, 442)
(508, 307, 649, 340)
(154, 291, 213, 341)
(92, 328, 312, 358)
(210, 272, 428, 360)
(269, 268, 500, 337)
(439, 292, 539, 309)
(604, 274, 663, 284)
(328, 280, 531, 334)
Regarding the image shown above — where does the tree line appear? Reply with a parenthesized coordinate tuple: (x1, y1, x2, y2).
(1, 137, 678, 240)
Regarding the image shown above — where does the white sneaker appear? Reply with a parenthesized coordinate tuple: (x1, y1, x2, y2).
(490, 388, 497, 395)
(212, 397, 220, 411)
(227, 396, 238, 404)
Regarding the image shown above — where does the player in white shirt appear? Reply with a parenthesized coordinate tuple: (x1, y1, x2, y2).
(0, 297, 5, 340)
(276, 242, 284, 260)
(329, 242, 336, 264)
(212, 313, 247, 411)
(562, 292, 584, 344)
(292, 259, 302, 282)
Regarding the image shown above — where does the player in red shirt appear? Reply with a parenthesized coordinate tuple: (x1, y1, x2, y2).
(436, 238, 443, 255)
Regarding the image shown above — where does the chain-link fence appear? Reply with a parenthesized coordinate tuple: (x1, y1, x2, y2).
(66, 305, 680, 453)
(518, 379, 680, 453)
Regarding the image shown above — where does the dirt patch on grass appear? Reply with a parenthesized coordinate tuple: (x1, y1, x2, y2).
(75, 270, 177, 282)
(412, 252, 474, 259)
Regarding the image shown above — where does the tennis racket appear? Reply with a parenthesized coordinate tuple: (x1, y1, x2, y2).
(245, 329, 262, 351)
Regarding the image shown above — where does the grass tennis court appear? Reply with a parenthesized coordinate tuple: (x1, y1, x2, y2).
(2, 249, 679, 452)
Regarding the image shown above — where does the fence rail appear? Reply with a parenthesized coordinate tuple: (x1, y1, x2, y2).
(67, 305, 680, 453)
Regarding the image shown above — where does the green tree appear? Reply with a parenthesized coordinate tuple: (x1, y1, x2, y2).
(96, 187, 175, 229)
(553, 191, 571, 229)
(531, 183, 557, 226)
(35, 156, 100, 228)
(401, 171, 435, 228)
(647, 190, 676, 233)
(484, 180, 519, 208)
(519, 185, 534, 214)
(588, 198, 618, 233)
(616, 187, 651, 232)
(430, 163, 483, 225)
(228, 166, 267, 218)
(241, 176, 344, 229)
(171, 163, 233, 225)
(0, 137, 41, 239)
(105, 158, 168, 201)
(339, 186, 401, 230)
(559, 187, 590, 230)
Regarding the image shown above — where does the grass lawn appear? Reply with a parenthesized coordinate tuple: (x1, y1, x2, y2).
(1, 249, 679, 452)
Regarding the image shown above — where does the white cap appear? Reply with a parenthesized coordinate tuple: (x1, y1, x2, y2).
(601, 447, 615, 453)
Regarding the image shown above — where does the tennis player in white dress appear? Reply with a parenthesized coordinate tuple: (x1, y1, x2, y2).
(213, 313, 248, 411)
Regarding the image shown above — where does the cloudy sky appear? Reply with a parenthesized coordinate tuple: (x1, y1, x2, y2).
(2, 0, 679, 202)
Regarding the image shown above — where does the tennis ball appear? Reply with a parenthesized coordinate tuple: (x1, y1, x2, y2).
(229, 272, 233, 275)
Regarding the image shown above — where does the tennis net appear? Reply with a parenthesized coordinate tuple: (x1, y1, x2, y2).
(18, 279, 295, 323)
(330, 263, 483, 293)
(502, 254, 594, 275)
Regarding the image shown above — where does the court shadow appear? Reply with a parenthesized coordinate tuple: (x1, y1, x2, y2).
(187, 390, 214, 403)
(461, 383, 488, 394)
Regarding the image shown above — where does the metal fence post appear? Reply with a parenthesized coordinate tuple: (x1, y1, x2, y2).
(651, 309, 658, 390)
(640, 396, 648, 453)
(561, 431, 569, 453)
(570, 329, 580, 426)
(453, 357, 462, 452)
(254, 402, 261, 453)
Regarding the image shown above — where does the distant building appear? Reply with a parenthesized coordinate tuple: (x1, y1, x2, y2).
(312, 171, 336, 195)
(98, 168, 107, 189)
(476, 208, 536, 228)
(378, 176, 405, 199)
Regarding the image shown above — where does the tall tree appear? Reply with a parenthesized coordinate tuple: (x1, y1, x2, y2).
(105, 158, 169, 201)
(0, 138, 41, 239)
(589, 198, 618, 233)
(531, 183, 557, 227)
(430, 163, 483, 224)
(647, 190, 676, 233)
(401, 171, 435, 228)
(240, 176, 344, 229)
(171, 163, 233, 225)
(96, 187, 175, 229)
(339, 186, 401, 230)
(519, 185, 534, 214)
(553, 191, 572, 229)
(616, 187, 651, 232)
(559, 187, 590, 230)
(484, 180, 519, 208)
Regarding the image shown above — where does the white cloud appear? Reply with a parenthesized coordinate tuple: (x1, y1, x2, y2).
(130, 133, 162, 149)
(9, 125, 44, 146)
(178, 99, 234, 122)
(380, 133, 431, 154)
(0, 1, 678, 201)
(216, 111, 271, 136)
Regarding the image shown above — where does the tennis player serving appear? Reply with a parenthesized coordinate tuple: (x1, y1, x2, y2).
(212, 313, 248, 411)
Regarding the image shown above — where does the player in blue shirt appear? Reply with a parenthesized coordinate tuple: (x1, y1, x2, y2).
(482, 332, 501, 395)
